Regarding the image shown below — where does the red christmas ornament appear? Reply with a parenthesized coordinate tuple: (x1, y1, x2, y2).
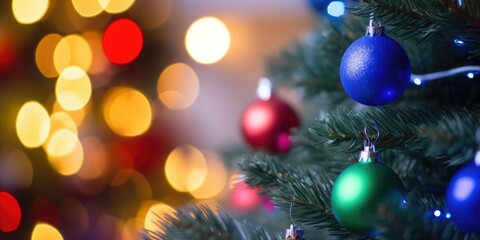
(241, 94, 299, 153)
(0, 192, 21, 232)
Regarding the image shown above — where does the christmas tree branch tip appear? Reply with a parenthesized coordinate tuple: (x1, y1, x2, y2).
(143, 204, 280, 240)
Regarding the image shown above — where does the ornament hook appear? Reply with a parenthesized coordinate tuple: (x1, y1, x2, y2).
(364, 121, 380, 147)
(285, 191, 306, 240)
(289, 191, 297, 225)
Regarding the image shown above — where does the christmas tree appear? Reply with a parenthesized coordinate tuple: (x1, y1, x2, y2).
(146, 0, 480, 239)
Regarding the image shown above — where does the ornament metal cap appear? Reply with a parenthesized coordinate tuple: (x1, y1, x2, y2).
(285, 224, 305, 240)
(366, 18, 384, 37)
(359, 144, 380, 163)
(360, 122, 381, 163)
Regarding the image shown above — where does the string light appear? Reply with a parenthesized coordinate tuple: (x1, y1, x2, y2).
(446, 213, 451, 219)
(434, 210, 441, 217)
(413, 78, 422, 85)
(411, 65, 480, 83)
(454, 39, 465, 46)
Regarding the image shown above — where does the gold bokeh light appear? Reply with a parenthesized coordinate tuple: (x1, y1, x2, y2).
(102, 87, 152, 137)
(143, 202, 176, 233)
(71, 0, 104, 17)
(47, 137, 84, 176)
(55, 66, 92, 111)
(164, 145, 207, 192)
(54, 34, 92, 73)
(36, 34, 63, 78)
(77, 137, 107, 180)
(45, 129, 78, 158)
(190, 151, 227, 199)
(99, 0, 135, 14)
(31, 223, 64, 240)
(82, 31, 110, 76)
(16, 101, 51, 148)
(52, 100, 89, 127)
(185, 17, 231, 64)
(12, 0, 49, 24)
(157, 63, 199, 110)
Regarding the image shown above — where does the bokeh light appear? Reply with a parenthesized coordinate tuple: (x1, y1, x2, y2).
(82, 31, 110, 77)
(31, 223, 63, 240)
(36, 34, 63, 78)
(94, 214, 123, 240)
(128, 0, 171, 29)
(12, 0, 49, 24)
(123, 218, 142, 240)
(48, 112, 78, 135)
(327, 1, 345, 17)
(52, 101, 89, 127)
(157, 63, 200, 110)
(0, 31, 17, 74)
(16, 101, 51, 148)
(185, 17, 230, 64)
(229, 181, 262, 212)
(47, 138, 84, 176)
(71, 0, 104, 17)
(190, 151, 227, 199)
(0, 192, 21, 232)
(99, 0, 135, 14)
(143, 202, 176, 233)
(77, 137, 108, 180)
(54, 35, 93, 73)
(164, 145, 207, 192)
(0, 149, 33, 190)
(102, 18, 143, 64)
(55, 66, 92, 111)
(45, 129, 78, 157)
(102, 87, 152, 137)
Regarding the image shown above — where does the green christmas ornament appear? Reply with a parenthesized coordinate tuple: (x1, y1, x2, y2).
(331, 126, 406, 236)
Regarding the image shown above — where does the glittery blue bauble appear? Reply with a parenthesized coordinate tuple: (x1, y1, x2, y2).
(446, 163, 480, 232)
(340, 34, 411, 106)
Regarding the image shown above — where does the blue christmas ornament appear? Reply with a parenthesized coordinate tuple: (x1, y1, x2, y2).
(340, 20, 411, 106)
(446, 157, 480, 232)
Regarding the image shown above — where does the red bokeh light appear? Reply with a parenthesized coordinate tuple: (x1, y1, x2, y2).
(102, 18, 143, 64)
(229, 181, 262, 212)
(0, 192, 21, 232)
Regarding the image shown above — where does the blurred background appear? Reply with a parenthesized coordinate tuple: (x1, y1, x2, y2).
(0, 0, 345, 239)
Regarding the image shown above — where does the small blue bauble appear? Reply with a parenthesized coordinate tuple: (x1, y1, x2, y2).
(446, 163, 480, 232)
(340, 33, 411, 106)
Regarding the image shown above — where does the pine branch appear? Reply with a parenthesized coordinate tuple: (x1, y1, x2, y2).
(265, 15, 480, 106)
(350, 0, 480, 44)
(308, 106, 480, 165)
(239, 154, 372, 239)
(238, 152, 480, 239)
(143, 204, 281, 240)
(265, 17, 364, 99)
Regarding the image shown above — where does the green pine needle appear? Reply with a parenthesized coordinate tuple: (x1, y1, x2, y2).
(143, 204, 281, 240)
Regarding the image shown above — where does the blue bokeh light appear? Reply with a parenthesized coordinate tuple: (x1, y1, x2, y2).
(327, 1, 345, 17)
(467, 72, 474, 79)
(434, 210, 441, 217)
